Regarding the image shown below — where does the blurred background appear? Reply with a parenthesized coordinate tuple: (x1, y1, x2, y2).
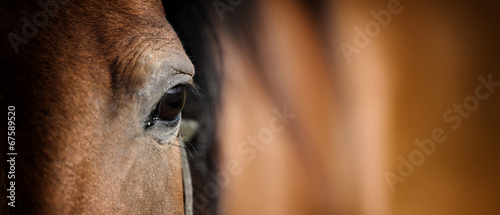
(172, 0, 500, 214)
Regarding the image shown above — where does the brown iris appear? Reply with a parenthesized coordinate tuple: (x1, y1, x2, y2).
(150, 85, 186, 125)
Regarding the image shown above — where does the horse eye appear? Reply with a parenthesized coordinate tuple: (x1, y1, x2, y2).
(151, 85, 186, 124)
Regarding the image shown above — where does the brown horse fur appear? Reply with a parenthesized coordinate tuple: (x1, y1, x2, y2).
(2, 0, 500, 215)
(1, 0, 194, 214)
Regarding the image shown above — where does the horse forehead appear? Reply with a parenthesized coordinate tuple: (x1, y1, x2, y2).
(46, 0, 190, 97)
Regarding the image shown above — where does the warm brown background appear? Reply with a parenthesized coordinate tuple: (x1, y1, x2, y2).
(216, 0, 500, 214)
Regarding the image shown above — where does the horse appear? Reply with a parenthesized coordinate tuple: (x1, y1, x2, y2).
(1, 0, 201, 214)
(2, 0, 500, 214)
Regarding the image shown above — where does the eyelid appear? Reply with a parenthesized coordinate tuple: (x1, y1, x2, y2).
(167, 85, 183, 93)
(165, 73, 193, 92)
(152, 114, 181, 125)
(166, 51, 195, 77)
(166, 79, 202, 100)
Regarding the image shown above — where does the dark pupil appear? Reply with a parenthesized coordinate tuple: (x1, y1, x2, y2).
(156, 85, 186, 121)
